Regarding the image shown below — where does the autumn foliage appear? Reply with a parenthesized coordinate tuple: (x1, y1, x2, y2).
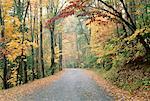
(46, 0, 86, 27)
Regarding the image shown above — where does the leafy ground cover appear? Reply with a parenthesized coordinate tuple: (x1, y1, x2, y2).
(84, 69, 150, 101)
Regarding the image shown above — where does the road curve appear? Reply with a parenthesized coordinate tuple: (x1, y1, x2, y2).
(18, 69, 114, 101)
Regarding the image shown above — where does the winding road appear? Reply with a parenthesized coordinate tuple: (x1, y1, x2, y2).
(18, 69, 114, 101)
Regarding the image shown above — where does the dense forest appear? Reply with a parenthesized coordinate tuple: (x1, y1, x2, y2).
(0, 0, 149, 98)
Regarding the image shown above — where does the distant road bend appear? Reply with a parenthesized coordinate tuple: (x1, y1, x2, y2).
(18, 69, 114, 101)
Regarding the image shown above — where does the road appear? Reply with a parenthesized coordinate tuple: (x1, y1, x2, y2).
(18, 69, 114, 101)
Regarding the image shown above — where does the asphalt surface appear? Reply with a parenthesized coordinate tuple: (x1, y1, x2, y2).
(18, 69, 114, 101)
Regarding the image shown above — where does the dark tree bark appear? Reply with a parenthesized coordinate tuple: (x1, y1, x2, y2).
(58, 33, 62, 71)
(39, 0, 45, 77)
(35, 30, 40, 78)
(50, 22, 55, 69)
(22, 1, 30, 84)
(29, 2, 35, 80)
(23, 56, 28, 83)
(0, 1, 8, 89)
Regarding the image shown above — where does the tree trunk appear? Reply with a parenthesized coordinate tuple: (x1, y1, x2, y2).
(39, 0, 45, 77)
(50, 22, 55, 69)
(21, 1, 29, 84)
(30, 3, 35, 80)
(23, 56, 28, 83)
(58, 33, 62, 71)
(35, 9, 40, 79)
(138, 35, 150, 55)
(0, 1, 8, 89)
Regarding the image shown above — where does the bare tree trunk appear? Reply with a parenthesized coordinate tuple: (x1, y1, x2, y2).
(58, 33, 62, 71)
(39, 0, 45, 77)
(22, 1, 29, 84)
(23, 56, 28, 83)
(34, 6, 40, 79)
(30, 2, 35, 80)
(0, 0, 8, 89)
(50, 22, 55, 69)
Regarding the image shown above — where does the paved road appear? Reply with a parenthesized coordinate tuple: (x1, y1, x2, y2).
(18, 69, 114, 101)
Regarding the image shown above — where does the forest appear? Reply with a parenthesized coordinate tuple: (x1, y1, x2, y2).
(0, 0, 150, 100)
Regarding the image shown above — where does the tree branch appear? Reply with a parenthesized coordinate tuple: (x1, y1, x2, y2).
(88, 5, 135, 32)
(57, 1, 67, 15)
(23, 1, 30, 24)
(97, 0, 136, 32)
(0, 75, 4, 81)
(119, 0, 136, 30)
(98, 0, 120, 16)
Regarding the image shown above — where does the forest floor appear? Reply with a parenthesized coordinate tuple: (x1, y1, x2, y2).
(0, 68, 149, 101)
(85, 69, 150, 101)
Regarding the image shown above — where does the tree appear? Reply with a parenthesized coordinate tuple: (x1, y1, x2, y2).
(47, 0, 150, 59)
(39, 0, 45, 77)
(0, 0, 8, 89)
(58, 33, 62, 70)
(46, 0, 67, 72)
(29, 0, 35, 80)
